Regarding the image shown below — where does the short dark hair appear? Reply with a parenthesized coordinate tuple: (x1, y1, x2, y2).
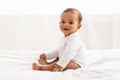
(62, 8, 82, 23)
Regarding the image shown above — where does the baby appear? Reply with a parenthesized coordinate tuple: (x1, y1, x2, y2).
(32, 8, 86, 72)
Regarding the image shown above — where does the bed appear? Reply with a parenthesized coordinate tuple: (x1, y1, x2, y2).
(0, 49, 120, 80)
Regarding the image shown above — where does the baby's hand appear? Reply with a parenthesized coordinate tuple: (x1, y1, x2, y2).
(38, 53, 47, 65)
(52, 64, 64, 72)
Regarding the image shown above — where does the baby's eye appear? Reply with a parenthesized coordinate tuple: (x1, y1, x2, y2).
(61, 21, 65, 24)
(69, 22, 73, 24)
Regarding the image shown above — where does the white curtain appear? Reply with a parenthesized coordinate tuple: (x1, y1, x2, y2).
(0, 14, 120, 51)
(81, 14, 120, 50)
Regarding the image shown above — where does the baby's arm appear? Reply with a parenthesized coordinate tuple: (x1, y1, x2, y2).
(38, 49, 59, 65)
(47, 57, 59, 65)
(46, 49, 59, 60)
(56, 37, 80, 69)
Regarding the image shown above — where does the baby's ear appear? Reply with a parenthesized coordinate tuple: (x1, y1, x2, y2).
(78, 24, 81, 29)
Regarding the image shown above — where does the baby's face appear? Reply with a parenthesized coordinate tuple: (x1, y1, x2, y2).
(59, 12, 81, 37)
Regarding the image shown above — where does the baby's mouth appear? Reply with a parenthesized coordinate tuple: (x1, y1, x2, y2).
(63, 28, 69, 31)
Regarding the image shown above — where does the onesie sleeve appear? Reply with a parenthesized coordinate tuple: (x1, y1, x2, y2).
(46, 49, 59, 60)
(56, 36, 81, 68)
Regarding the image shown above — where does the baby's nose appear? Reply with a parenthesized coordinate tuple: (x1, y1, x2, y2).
(64, 23, 69, 27)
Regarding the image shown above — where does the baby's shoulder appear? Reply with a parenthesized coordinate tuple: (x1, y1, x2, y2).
(67, 34, 81, 42)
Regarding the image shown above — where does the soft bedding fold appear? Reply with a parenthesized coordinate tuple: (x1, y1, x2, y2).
(0, 49, 120, 80)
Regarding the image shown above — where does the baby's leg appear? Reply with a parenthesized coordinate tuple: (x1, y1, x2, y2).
(64, 61, 81, 71)
(32, 63, 54, 71)
(47, 57, 59, 65)
(38, 57, 59, 65)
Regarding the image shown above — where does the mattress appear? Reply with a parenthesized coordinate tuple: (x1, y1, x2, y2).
(0, 49, 120, 80)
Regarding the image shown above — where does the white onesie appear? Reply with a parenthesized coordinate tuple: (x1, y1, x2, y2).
(46, 31, 86, 69)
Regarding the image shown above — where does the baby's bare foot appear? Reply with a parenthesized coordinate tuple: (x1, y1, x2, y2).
(32, 63, 41, 70)
(38, 58, 48, 65)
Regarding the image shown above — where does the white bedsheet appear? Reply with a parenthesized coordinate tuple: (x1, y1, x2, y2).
(0, 49, 120, 80)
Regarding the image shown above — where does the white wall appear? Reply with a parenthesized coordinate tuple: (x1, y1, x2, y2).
(0, 15, 120, 51)
(0, 0, 120, 15)
(0, 15, 61, 52)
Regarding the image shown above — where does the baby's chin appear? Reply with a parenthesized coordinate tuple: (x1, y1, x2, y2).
(64, 33, 72, 37)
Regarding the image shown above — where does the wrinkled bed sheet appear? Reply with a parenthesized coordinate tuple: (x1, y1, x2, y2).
(0, 49, 120, 80)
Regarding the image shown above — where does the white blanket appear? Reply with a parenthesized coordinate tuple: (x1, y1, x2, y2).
(0, 49, 120, 80)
